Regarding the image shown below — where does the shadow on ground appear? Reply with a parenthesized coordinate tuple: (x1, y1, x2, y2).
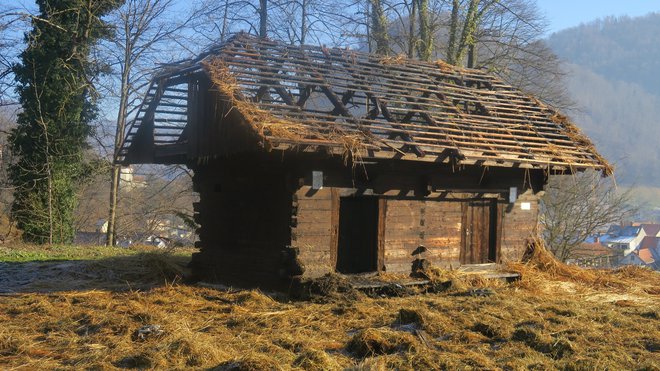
(0, 253, 190, 294)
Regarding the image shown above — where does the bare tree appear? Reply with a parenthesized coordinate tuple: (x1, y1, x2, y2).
(376, 0, 572, 107)
(268, 0, 352, 46)
(115, 166, 196, 242)
(445, 0, 571, 107)
(76, 164, 195, 244)
(190, 0, 270, 44)
(541, 171, 636, 262)
(0, 109, 15, 219)
(102, 0, 205, 246)
(0, 4, 28, 107)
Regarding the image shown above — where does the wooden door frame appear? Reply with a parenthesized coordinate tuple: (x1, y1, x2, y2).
(491, 200, 503, 263)
(330, 192, 385, 273)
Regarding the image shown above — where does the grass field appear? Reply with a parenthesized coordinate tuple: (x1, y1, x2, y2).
(0, 244, 140, 263)
(0, 244, 658, 369)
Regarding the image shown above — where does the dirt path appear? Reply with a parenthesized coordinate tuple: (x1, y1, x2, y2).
(0, 254, 185, 293)
(0, 261, 109, 293)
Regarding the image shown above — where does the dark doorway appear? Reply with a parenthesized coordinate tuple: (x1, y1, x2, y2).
(336, 197, 380, 273)
(461, 199, 501, 264)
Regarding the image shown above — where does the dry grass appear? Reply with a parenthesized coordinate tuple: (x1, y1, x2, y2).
(0, 244, 658, 369)
(379, 54, 407, 65)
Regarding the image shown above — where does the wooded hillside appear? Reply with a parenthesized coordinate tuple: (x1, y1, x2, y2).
(547, 14, 660, 187)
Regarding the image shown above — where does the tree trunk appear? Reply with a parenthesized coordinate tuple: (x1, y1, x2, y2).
(417, 0, 432, 61)
(467, 43, 477, 68)
(107, 165, 120, 246)
(446, 0, 460, 64)
(106, 45, 130, 246)
(300, 0, 307, 45)
(407, 0, 416, 58)
(455, 0, 480, 66)
(220, 0, 230, 41)
(369, 0, 389, 55)
(47, 156, 53, 245)
(259, 0, 268, 38)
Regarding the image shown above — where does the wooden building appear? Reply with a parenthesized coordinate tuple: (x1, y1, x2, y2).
(117, 34, 610, 289)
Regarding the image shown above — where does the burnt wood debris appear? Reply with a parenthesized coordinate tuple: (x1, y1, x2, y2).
(116, 33, 610, 290)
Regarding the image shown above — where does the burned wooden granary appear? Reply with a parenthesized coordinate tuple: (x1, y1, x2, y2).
(117, 34, 610, 288)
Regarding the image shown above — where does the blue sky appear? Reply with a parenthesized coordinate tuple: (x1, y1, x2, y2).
(536, 0, 660, 34)
(9, 0, 660, 35)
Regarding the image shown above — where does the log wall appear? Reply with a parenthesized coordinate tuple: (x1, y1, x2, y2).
(291, 187, 539, 278)
(500, 189, 539, 261)
(190, 155, 542, 286)
(190, 159, 293, 288)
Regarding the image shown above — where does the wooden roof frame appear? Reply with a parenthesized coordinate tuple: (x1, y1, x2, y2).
(117, 33, 612, 175)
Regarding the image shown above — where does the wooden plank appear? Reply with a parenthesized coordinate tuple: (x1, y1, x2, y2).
(383, 224, 424, 233)
(384, 249, 418, 259)
(377, 198, 387, 271)
(296, 187, 333, 200)
(294, 221, 332, 234)
(291, 235, 330, 249)
(297, 250, 332, 261)
(295, 211, 332, 224)
(296, 199, 332, 212)
(330, 188, 340, 271)
(424, 237, 462, 247)
(383, 262, 414, 274)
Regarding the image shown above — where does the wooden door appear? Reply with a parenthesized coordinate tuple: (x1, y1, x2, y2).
(461, 199, 500, 264)
(336, 197, 380, 273)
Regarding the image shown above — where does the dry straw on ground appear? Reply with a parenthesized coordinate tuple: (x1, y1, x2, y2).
(0, 243, 658, 369)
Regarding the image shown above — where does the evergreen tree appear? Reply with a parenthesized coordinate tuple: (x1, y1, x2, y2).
(10, 0, 119, 243)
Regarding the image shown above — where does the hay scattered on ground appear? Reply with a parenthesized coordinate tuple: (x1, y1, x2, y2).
(507, 239, 658, 295)
(0, 244, 658, 369)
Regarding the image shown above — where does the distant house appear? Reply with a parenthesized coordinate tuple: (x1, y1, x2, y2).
(619, 246, 657, 268)
(119, 166, 147, 190)
(95, 219, 108, 234)
(638, 247, 656, 266)
(573, 240, 614, 259)
(567, 239, 618, 268)
(73, 219, 108, 246)
(640, 223, 660, 237)
(579, 223, 660, 270)
(148, 214, 195, 243)
(634, 236, 660, 269)
(115, 34, 610, 288)
(603, 225, 646, 255)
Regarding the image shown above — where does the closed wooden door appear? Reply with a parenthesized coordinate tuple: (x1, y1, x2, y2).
(461, 199, 500, 264)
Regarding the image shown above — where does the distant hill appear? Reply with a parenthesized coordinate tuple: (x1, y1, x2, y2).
(546, 14, 660, 187)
